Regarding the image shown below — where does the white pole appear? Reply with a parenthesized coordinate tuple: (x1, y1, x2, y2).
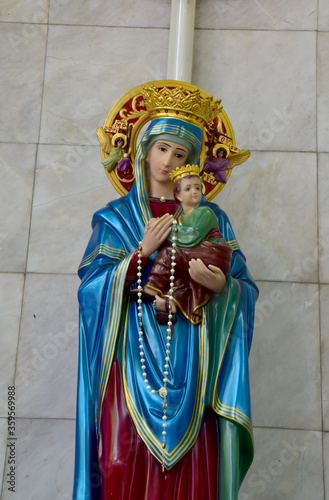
(167, 0, 196, 83)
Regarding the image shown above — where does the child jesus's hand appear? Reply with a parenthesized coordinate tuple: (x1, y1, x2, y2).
(153, 295, 177, 313)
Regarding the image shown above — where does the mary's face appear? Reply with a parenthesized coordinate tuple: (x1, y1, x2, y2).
(146, 140, 189, 185)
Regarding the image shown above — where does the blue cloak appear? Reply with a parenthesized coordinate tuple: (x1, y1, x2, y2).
(73, 118, 258, 500)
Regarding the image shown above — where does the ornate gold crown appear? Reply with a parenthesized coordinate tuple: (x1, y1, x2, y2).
(169, 164, 200, 184)
(141, 85, 222, 127)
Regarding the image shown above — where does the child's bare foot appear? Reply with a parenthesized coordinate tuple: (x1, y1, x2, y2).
(153, 295, 176, 313)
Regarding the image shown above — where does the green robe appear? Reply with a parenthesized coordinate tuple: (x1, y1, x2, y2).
(168, 206, 226, 246)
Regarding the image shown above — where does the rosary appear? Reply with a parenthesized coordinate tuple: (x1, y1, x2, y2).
(136, 218, 178, 471)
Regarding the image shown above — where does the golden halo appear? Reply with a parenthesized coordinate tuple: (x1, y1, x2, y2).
(111, 132, 127, 148)
(213, 143, 230, 158)
(100, 80, 238, 200)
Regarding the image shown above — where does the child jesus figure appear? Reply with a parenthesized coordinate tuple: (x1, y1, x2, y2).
(143, 164, 233, 325)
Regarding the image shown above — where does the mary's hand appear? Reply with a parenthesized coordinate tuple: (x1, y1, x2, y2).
(140, 214, 174, 257)
(188, 259, 226, 293)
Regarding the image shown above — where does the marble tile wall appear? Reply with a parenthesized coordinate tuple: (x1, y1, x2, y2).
(0, 0, 328, 499)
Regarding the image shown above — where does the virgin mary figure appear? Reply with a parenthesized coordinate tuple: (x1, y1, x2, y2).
(73, 81, 258, 500)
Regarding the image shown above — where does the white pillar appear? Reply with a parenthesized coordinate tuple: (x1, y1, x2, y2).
(167, 0, 196, 83)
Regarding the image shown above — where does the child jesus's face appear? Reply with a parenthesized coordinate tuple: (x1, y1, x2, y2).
(176, 176, 202, 211)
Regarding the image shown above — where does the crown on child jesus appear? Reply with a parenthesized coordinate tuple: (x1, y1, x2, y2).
(169, 164, 200, 184)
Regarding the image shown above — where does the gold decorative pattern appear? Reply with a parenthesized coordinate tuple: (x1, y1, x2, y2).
(201, 171, 217, 186)
(141, 84, 222, 127)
